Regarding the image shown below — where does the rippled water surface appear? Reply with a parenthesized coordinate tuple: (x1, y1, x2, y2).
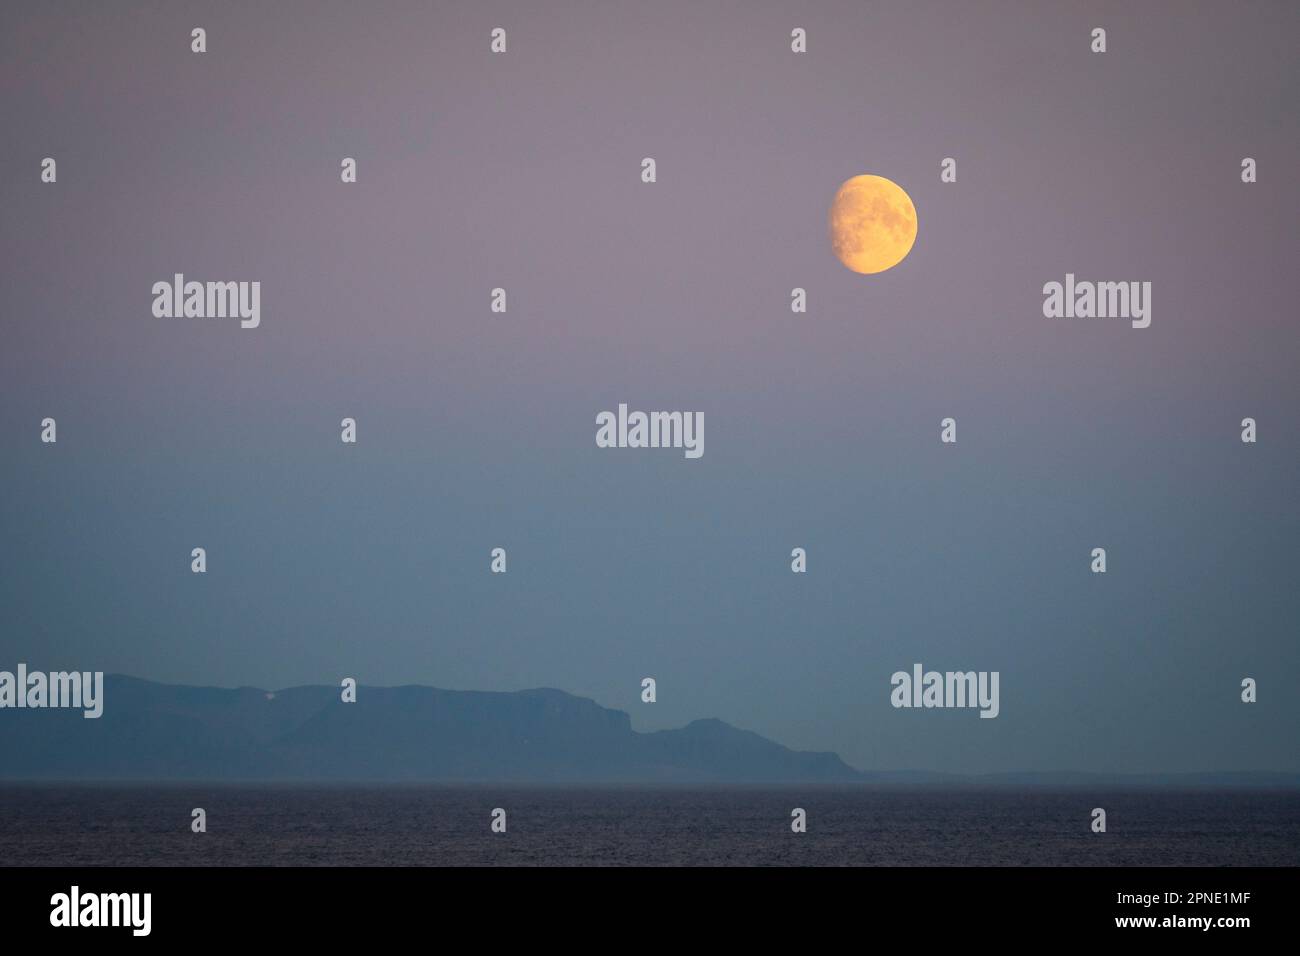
(1, 785, 1296, 866)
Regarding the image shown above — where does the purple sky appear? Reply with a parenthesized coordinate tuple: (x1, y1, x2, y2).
(1, 0, 1297, 773)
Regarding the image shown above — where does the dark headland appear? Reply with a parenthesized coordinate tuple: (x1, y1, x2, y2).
(1, 675, 1295, 787)
(0, 675, 858, 783)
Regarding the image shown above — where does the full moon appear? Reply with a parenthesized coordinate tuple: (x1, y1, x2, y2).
(829, 174, 917, 274)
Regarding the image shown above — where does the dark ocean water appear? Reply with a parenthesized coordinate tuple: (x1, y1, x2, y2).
(1, 785, 1296, 866)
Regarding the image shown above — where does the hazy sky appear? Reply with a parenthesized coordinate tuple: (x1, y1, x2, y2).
(2, 0, 1297, 774)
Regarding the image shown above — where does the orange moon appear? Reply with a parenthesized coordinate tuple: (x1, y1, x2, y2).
(829, 174, 917, 274)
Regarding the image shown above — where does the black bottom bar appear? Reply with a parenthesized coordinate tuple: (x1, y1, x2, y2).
(0, 866, 1287, 942)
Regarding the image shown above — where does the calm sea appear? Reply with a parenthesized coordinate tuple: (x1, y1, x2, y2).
(1, 785, 1296, 866)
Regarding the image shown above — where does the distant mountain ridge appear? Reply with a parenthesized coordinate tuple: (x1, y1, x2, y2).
(0, 675, 860, 783)
(1, 676, 1295, 786)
